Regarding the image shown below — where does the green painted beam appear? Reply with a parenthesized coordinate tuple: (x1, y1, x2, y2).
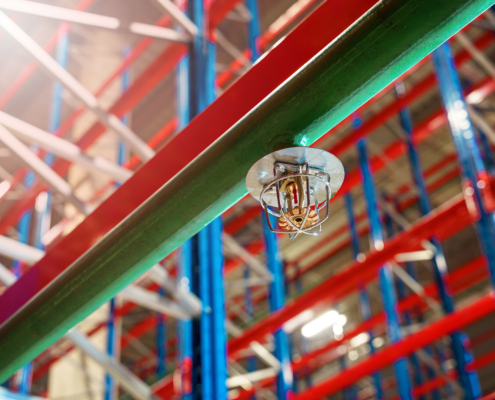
(0, 0, 492, 382)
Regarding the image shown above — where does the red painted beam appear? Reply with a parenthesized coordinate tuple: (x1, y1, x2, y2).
(293, 292, 495, 400)
(481, 392, 495, 400)
(473, 347, 495, 370)
(209, 0, 242, 30)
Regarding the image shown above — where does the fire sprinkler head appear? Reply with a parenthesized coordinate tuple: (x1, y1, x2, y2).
(245, 147, 345, 241)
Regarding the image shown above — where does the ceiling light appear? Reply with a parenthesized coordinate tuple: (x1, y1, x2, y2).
(336, 314, 347, 326)
(333, 324, 343, 335)
(301, 310, 338, 338)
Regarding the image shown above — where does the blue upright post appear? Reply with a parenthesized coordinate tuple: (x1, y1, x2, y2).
(156, 287, 167, 377)
(397, 80, 455, 399)
(292, 263, 311, 390)
(104, 299, 117, 400)
(344, 194, 361, 259)
(262, 213, 293, 399)
(176, 12, 194, 396)
(383, 195, 428, 400)
(244, 266, 258, 399)
(208, 218, 227, 400)
(432, 43, 495, 287)
(357, 139, 414, 400)
(177, 1, 226, 398)
(178, 239, 195, 400)
(246, 0, 261, 62)
(345, 193, 383, 400)
(432, 43, 490, 400)
(198, 227, 214, 400)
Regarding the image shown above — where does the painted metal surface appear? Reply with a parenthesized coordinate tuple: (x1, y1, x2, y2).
(393, 89, 440, 400)
(262, 213, 293, 399)
(0, 0, 492, 381)
(104, 299, 117, 400)
(179, 1, 227, 399)
(433, 42, 495, 285)
(399, 80, 478, 400)
(209, 218, 227, 400)
(432, 42, 493, 400)
(357, 139, 414, 400)
(345, 193, 383, 399)
(198, 227, 214, 400)
(176, 39, 193, 400)
(246, 0, 260, 61)
(476, 122, 495, 174)
(178, 239, 194, 400)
